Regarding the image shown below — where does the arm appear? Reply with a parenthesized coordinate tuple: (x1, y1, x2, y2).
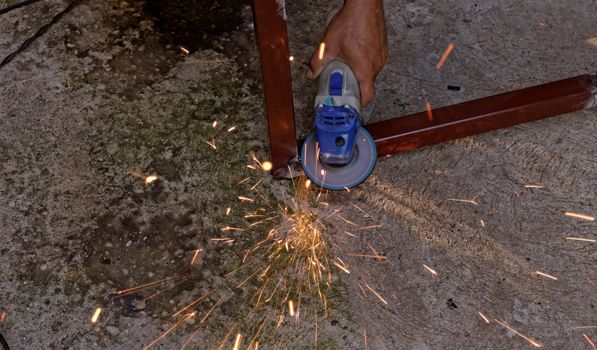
(308, 0, 388, 106)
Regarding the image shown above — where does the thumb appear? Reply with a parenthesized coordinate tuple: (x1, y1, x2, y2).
(360, 79, 376, 107)
(307, 43, 330, 80)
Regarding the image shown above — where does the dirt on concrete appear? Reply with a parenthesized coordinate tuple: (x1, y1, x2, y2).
(1, 0, 596, 349)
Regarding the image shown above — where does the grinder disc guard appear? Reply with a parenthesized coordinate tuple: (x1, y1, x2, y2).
(301, 127, 376, 191)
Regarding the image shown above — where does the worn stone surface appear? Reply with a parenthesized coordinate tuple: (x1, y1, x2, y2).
(1, 0, 596, 349)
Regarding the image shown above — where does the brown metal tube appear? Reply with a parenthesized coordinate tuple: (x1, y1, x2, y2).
(367, 74, 596, 156)
(251, 0, 298, 174)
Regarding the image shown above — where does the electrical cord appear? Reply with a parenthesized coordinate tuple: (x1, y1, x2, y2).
(0, 331, 9, 350)
(0, 0, 41, 16)
(0, 0, 81, 69)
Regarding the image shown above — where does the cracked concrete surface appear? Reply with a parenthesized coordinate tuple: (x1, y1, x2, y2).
(1, 0, 596, 349)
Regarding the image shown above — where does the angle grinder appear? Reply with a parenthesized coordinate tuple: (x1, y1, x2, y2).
(301, 60, 377, 190)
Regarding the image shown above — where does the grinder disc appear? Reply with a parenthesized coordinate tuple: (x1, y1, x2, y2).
(301, 127, 377, 191)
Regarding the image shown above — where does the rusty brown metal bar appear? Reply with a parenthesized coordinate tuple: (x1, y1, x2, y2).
(367, 74, 597, 156)
(251, 0, 297, 174)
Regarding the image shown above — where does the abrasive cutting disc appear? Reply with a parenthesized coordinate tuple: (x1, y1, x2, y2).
(301, 127, 377, 191)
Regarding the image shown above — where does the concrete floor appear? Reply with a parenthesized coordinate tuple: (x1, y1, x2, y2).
(1, 0, 596, 349)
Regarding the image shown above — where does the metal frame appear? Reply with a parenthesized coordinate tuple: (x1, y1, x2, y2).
(252, 1, 596, 173)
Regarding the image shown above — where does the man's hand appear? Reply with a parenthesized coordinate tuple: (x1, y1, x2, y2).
(308, 0, 388, 106)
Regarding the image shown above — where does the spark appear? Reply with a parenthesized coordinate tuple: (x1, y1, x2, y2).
(289, 55, 295, 61)
(566, 237, 596, 243)
(447, 196, 478, 205)
(480, 220, 485, 227)
(91, 307, 102, 323)
(565, 212, 595, 221)
(179, 46, 190, 55)
(305, 179, 311, 189)
(204, 139, 216, 150)
(332, 259, 350, 274)
(425, 98, 433, 121)
(524, 184, 544, 189)
(423, 264, 438, 276)
(190, 249, 202, 265)
(200, 296, 223, 323)
(318, 42, 326, 60)
(210, 238, 234, 243)
(227, 126, 236, 132)
(260, 161, 272, 171)
(0, 311, 6, 325)
(144, 175, 158, 185)
(216, 323, 237, 350)
(288, 300, 295, 316)
(365, 284, 388, 305)
(494, 319, 542, 348)
(436, 42, 455, 70)
(143, 312, 196, 350)
(356, 225, 383, 231)
(115, 274, 183, 296)
(233, 333, 243, 350)
(346, 253, 387, 260)
(226, 207, 231, 215)
(246, 165, 256, 170)
(535, 271, 558, 281)
(212, 120, 218, 128)
(478, 312, 490, 324)
(583, 333, 597, 350)
(221, 226, 245, 232)
(238, 196, 254, 202)
(587, 37, 597, 47)
(172, 289, 216, 318)
(238, 177, 251, 184)
(363, 328, 368, 350)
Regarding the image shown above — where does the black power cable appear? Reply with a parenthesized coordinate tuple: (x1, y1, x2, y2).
(0, 0, 41, 16)
(0, 331, 9, 350)
(0, 0, 81, 69)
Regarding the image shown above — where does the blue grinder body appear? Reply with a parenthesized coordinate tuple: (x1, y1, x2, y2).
(301, 59, 377, 190)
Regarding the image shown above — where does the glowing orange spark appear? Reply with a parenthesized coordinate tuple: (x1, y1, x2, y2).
(225, 207, 231, 216)
(318, 42, 326, 60)
(566, 237, 596, 243)
(91, 307, 102, 323)
(221, 226, 245, 232)
(115, 274, 183, 296)
(494, 319, 542, 348)
(144, 312, 195, 350)
(238, 177, 251, 184)
(423, 264, 438, 276)
(238, 196, 254, 202)
(261, 161, 273, 171)
(524, 184, 544, 189)
(447, 196, 478, 206)
(204, 139, 216, 150)
(288, 300, 295, 316)
(212, 120, 218, 128)
(565, 212, 595, 221)
(179, 46, 190, 55)
(480, 220, 486, 227)
(363, 328, 369, 350)
(535, 271, 558, 281)
(227, 126, 236, 132)
(436, 42, 454, 70)
(478, 312, 490, 324)
(190, 249, 202, 265)
(365, 284, 388, 305)
(233, 333, 243, 350)
(347, 253, 387, 260)
(289, 56, 295, 61)
(425, 99, 433, 121)
(144, 175, 158, 185)
(332, 259, 350, 274)
(583, 333, 597, 350)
